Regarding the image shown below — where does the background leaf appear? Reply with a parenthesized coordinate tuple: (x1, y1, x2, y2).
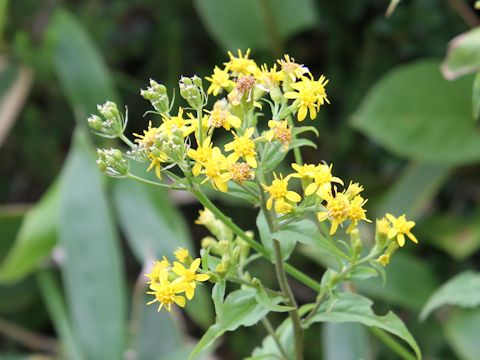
(352, 60, 479, 165)
(322, 322, 373, 360)
(443, 308, 480, 360)
(420, 271, 480, 321)
(58, 129, 126, 360)
(442, 28, 480, 80)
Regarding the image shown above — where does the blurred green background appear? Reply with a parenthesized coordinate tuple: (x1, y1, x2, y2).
(1, 0, 480, 359)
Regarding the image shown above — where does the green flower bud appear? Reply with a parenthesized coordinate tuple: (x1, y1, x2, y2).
(215, 255, 230, 276)
(91, 101, 125, 137)
(201, 236, 218, 250)
(349, 228, 363, 260)
(141, 79, 170, 114)
(96, 148, 129, 178)
(179, 76, 205, 109)
(87, 115, 103, 131)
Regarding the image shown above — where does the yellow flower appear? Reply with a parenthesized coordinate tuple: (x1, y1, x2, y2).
(262, 173, 301, 213)
(385, 214, 418, 247)
(146, 151, 168, 179)
(172, 258, 210, 300)
(205, 66, 234, 96)
(317, 191, 349, 235)
(146, 270, 186, 312)
(344, 182, 364, 199)
(284, 75, 329, 121)
(174, 247, 190, 263)
(304, 163, 343, 196)
(145, 257, 170, 283)
(133, 121, 160, 149)
(206, 100, 241, 131)
(187, 137, 213, 176)
(346, 195, 371, 233)
(377, 254, 390, 267)
(224, 49, 259, 77)
(289, 163, 317, 180)
(195, 208, 216, 226)
(264, 120, 292, 151)
(277, 54, 310, 82)
(229, 162, 255, 184)
(256, 64, 284, 90)
(224, 127, 257, 168)
(159, 107, 194, 139)
(201, 147, 231, 192)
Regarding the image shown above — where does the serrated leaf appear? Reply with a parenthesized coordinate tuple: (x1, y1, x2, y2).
(304, 292, 421, 360)
(442, 28, 480, 80)
(353, 60, 479, 165)
(420, 271, 480, 321)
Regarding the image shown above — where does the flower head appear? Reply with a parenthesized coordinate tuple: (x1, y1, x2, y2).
(145, 257, 170, 283)
(317, 191, 349, 235)
(262, 173, 301, 214)
(264, 120, 292, 151)
(224, 49, 259, 77)
(346, 195, 371, 233)
(146, 270, 186, 312)
(172, 258, 210, 300)
(205, 66, 234, 96)
(201, 147, 231, 192)
(206, 100, 241, 131)
(174, 247, 191, 263)
(187, 137, 213, 176)
(385, 214, 418, 247)
(304, 163, 343, 196)
(284, 75, 329, 121)
(229, 162, 255, 184)
(224, 128, 257, 168)
(277, 54, 310, 82)
(133, 121, 160, 149)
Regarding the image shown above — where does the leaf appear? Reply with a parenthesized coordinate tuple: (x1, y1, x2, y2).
(0, 205, 25, 262)
(442, 28, 480, 80)
(304, 292, 421, 360)
(352, 60, 480, 165)
(473, 71, 480, 121)
(112, 179, 213, 328)
(0, 183, 58, 283)
(322, 322, 373, 360)
(374, 162, 450, 220)
(256, 211, 296, 261)
(255, 283, 293, 312)
(194, 0, 317, 51)
(355, 252, 438, 312)
(48, 10, 117, 119)
(420, 271, 480, 321)
(58, 129, 126, 360)
(189, 288, 271, 359)
(443, 308, 480, 360)
(212, 281, 226, 321)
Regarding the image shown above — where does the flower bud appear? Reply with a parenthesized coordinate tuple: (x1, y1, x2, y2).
(215, 255, 230, 276)
(179, 75, 205, 109)
(87, 115, 103, 131)
(349, 228, 363, 260)
(201, 236, 218, 250)
(88, 101, 125, 138)
(141, 79, 170, 114)
(375, 217, 390, 248)
(96, 148, 129, 178)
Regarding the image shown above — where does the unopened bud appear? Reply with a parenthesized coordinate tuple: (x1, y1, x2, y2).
(201, 236, 218, 250)
(96, 148, 129, 178)
(215, 255, 230, 276)
(350, 228, 363, 260)
(141, 79, 170, 114)
(179, 75, 205, 109)
(375, 218, 390, 248)
(88, 101, 125, 138)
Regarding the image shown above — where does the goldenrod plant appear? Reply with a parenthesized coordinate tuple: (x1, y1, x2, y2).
(88, 50, 421, 360)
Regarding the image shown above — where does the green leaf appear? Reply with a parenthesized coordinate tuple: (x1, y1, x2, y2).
(374, 162, 450, 220)
(256, 211, 296, 261)
(255, 283, 293, 312)
(0, 206, 25, 262)
(420, 271, 480, 321)
(0, 183, 58, 283)
(194, 0, 317, 51)
(355, 252, 438, 312)
(58, 129, 126, 360)
(48, 10, 117, 119)
(189, 288, 271, 359)
(322, 323, 373, 360)
(304, 292, 421, 360)
(212, 280, 226, 321)
(442, 28, 480, 80)
(443, 308, 480, 360)
(112, 179, 213, 328)
(352, 60, 480, 165)
(473, 71, 480, 121)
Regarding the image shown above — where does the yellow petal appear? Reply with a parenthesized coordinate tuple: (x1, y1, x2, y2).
(298, 106, 307, 121)
(305, 182, 317, 196)
(196, 274, 210, 282)
(286, 191, 301, 202)
(407, 232, 418, 244)
(397, 233, 405, 247)
(175, 295, 187, 307)
(190, 258, 201, 272)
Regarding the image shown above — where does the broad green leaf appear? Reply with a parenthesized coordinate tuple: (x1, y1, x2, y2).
(304, 292, 421, 360)
(420, 211, 480, 260)
(256, 211, 296, 261)
(59, 129, 126, 360)
(189, 288, 271, 359)
(36, 270, 83, 360)
(212, 281, 226, 321)
(255, 283, 293, 312)
(420, 271, 480, 321)
(112, 179, 213, 328)
(355, 252, 438, 312)
(0, 183, 58, 283)
(112, 179, 191, 262)
(443, 308, 480, 360)
(0, 205, 25, 262)
(442, 28, 480, 80)
(352, 60, 480, 165)
(48, 10, 117, 119)
(322, 323, 373, 360)
(194, 0, 317, 51)
(374, 162, 450, 220)
(473, 71, 480, 120)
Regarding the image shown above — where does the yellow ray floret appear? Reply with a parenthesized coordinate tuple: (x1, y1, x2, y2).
(146, 270, 186, 312)
(224, 127, 257, 168)
(262, 173, 301, 214)
(385, 213, 418, 247)
(171, 258, 210, 300)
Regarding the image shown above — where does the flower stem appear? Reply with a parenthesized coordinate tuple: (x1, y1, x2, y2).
(261, 317, 289, 359)
(127, 173, 185, 190)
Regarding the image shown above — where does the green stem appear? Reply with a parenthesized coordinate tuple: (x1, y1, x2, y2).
(196, 107, 204, 145)
(120, 134, 136, 149)
(127, 173, 185, 190)
(261, 317, 289, 359)
(288, 116, 303, 166)
(191, 186, 321, 291)
(369, 327, 417, 360)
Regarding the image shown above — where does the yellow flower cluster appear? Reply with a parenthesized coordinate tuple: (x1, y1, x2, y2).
(145, 248, 209, 312)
